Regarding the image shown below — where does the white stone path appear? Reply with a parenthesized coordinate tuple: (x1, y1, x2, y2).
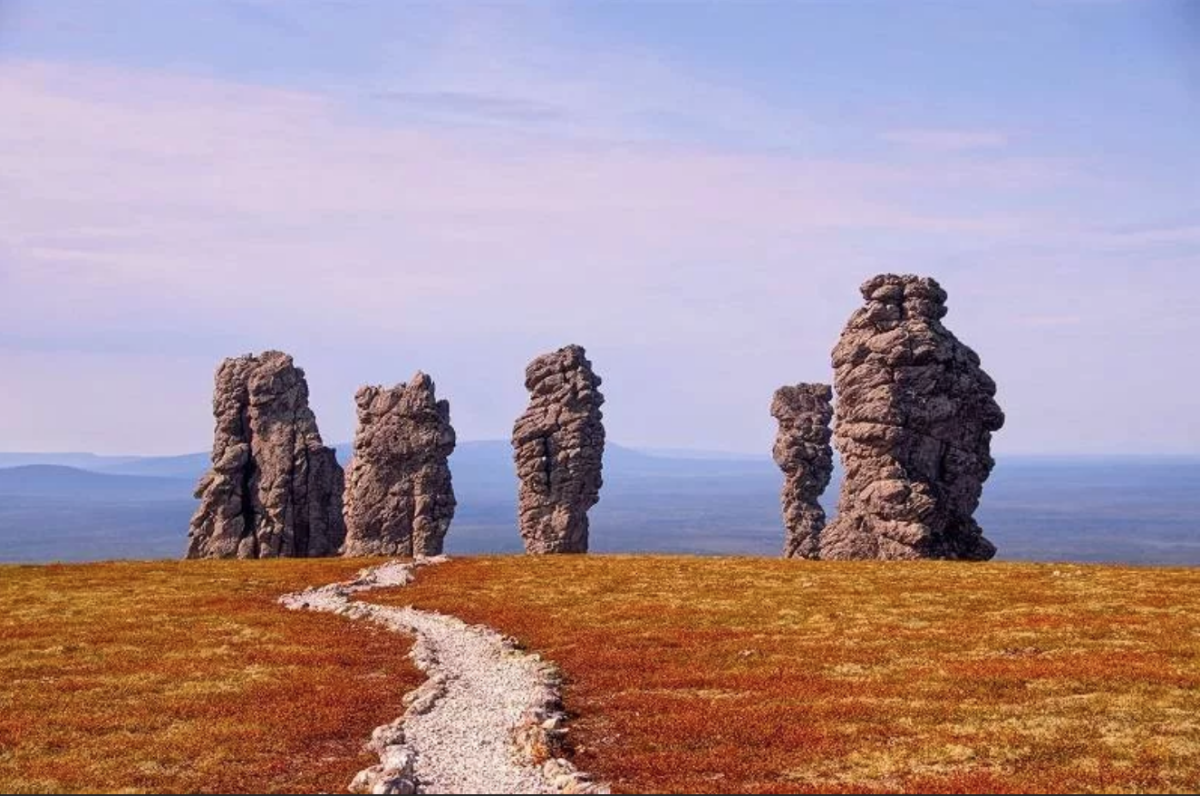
(281, 558, 606, 795)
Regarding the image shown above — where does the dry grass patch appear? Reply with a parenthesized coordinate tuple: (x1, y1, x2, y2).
(369, 556, 1200, 794)
(0, 559, 422, 794)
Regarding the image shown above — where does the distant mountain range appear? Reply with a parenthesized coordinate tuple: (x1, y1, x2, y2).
(0, 450, 228, 479)
(0, 443, 1197, 565)
(0, 452, 147, 470)
(0, 441, 778, 489)
(0, 465, 193, 497)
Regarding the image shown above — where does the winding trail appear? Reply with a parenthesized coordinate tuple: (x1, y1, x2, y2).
(280, 558, 605, 795)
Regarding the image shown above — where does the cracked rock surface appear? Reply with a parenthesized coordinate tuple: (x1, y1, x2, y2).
(343, 373, 457, 558)
(821, 274, 1005, 561)
(187, 350, 344, 559)
(512, 345, 605, 554)
(771, 383, 834, 560)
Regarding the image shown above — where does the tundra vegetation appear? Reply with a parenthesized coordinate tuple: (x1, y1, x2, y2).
(371, 556, 1200, 794)
(3, 556, 1199, 794)
(0, 559, 421, 794)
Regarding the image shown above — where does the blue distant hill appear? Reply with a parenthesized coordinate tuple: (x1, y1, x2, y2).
(0, 452, 143, 470)
(3, 441, 776, 485)
(0, 465, 192, 497)
(0, 445, 1197, 566)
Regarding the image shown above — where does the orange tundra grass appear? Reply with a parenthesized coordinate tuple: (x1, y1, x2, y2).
(0, 559, 422, 795)
(369, 556, 1200, 794)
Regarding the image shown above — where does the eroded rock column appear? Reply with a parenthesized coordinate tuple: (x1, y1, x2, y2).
(512, 345, 605, 554)
(820, 274, 1005, 561)
(343, 373, 457, 557)
(771, 383, 834, 560)
(186, 350, 345, 559)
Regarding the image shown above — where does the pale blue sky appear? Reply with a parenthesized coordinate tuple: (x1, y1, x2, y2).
(0, 1, 1197, 455)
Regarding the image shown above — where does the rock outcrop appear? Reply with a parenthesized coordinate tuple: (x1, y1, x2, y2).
(186, 351, 345, 559)
(342, 373, 457, 557)
(512, 345, 605, 554)
(820, 274, 1005, 561)
(771, 383, 834, 559)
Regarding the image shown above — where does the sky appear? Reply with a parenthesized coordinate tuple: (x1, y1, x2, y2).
(0, 0, 1197, 457)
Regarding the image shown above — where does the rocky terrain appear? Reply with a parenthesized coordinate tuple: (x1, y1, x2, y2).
(770, 383, 834, 560)
(819, 274, 1005, 560)
(186, 351, 345, 559)
(343, 373, 457, 557)
(512, 345, 606, 554)
(177, 274, 1005, 563)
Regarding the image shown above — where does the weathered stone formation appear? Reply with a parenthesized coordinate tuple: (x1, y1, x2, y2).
(820, 274, 1005, 561)
(771, 383, 834, 560)
(512, 345, 605, 554)
(186, 351, 345, 559)
(342, 373, 457, 557)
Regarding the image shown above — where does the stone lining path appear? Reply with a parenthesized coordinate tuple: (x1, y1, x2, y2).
(281, 558, 606, 795)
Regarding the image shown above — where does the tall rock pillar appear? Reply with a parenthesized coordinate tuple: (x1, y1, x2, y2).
(820, 275, 1005, 561)
(187, 351, 345, 559)
(512, 345, 605, 554)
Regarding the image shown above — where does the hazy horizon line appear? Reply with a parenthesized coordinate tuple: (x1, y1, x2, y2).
(1, 443, 1197, 462)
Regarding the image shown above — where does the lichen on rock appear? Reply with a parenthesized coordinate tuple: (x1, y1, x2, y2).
(771, 383, 834, 560)
(512, 345, 605, 554)
(820, 274, 1005, 561)
(186, 350, 345, 559)
(343, 372, 457, 558)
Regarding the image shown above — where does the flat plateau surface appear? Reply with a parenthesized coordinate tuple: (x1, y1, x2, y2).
(0, 559, 422, 794)
(369, 556, 1200, 794)
(3, 556, 1200, 794)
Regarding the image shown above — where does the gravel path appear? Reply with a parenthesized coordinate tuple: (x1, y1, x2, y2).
(281, 558, 604, 795)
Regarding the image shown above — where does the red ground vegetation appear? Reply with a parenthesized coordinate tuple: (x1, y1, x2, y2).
(371, 556, 1200, 794)
(0, 559, 422, 794)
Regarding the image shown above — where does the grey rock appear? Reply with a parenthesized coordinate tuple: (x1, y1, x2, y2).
(771, 383, 834, 559)
(512, 345, 605, 554)
(186, 350, 345, 559)
(821, 274, 1005, 560)
(343, 373, 457, 557)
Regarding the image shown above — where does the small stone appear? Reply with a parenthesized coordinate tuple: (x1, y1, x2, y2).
(372, 775, 416, 796)
(369, 721, 405, 752)
(379, 746, 415, 773)
(349, 765, 382, 794)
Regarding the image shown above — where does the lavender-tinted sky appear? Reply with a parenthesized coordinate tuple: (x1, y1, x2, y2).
(0, 0, 1197, 455)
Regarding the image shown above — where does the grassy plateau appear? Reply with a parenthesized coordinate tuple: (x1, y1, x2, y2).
(2, 555, 1200, 794)
(374, 557, 1200, 794)
(0, 559, 422, 794)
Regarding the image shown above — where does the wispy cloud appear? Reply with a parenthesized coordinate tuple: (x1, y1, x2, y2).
(364, 5, 811, 150)
(218, 0, 310, 36)
(1096, 222, 1200, 246)
(882, 128, 1010, 152)
(1017, 314, 1084, 328)
(0, 56, 1081, 452)
(0, 58, 1053, 326)
(371, 90, 568, 125)
(0, 0, 1194, 456)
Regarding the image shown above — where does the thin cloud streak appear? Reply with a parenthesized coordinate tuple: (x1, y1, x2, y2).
(882, 128, 1010, 151)
(0, 3, 1196, 458)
